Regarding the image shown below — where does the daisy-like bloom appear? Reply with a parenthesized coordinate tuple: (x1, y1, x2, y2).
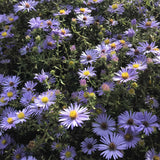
(97, 82, 115, 96)
(136, 111, 159, 136)
(145, 148, 160, 160)
(22, 81, 37, 93)
(98, 133, 127, 160)
(20, 156, 37, 160)
(60, 146, 76, 160)
(137, 41, 157, 55)
(113, 68, 138, 83)
(92, 114, 116, 136)
(27, 103, 44, 116)
(20, 92, 36, 106)
(59, 102, 90, 130)
(77, 14, 94, 27)
(0, 29, 14, 39)
(44, 19, 60, 30)
(5, 13, 19, 24)
(51, 142, 62, 151)
(53, 6, 72, 16)
(58, 28, 72, 39)
(109, 41, 122, 51)
(0, 111, 17, 130)
(34, 69, 48, 83)
(95, 42, 110, 56)
(118, 129, 140, 149)
(43, 36, 57, 50)
(14, 108, 30, 124)
(0, 95, 8, 106)
(74, 7, 91, 14)
(107, 3, 124, 15)
(80, 49, 98, 65)
(28, 17, 45, 29)
(14, 0, 39, 13)
(126, 48, 142, 56)
(145, 95, 159, 108)
(0, 134, 12, 150)
(2, 75, 20, 89)
(81, 137, 98, 155)
(124, 28, 135, 38)
(118, 111, 139, 133)
(34, 90, 56, 110)
(138, 18, 160, 29)
(12, 145, 25, 160)
(78, 66, 96, 79)
(88, 0, 104, 3)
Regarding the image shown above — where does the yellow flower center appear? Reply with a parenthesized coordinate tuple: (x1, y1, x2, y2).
(121, 72, 129, 79)
(0, 97, 6, 103)
(7, 117, 14, 124)
(1, 139, 6, 145)
(153, 155, 160, 160)
(8, 17, 14, 22)
(111, 50, 116, 55)
(16, 154, 21, 159)
(17, 112, 25, 119)
(60, 10, 65, 14)
(104, 39, 110, 44)
(89, 92, 95, 97)
(69, 61, 74, 65)
(1, 32, 7, 37)
(110, 19, 113, 24)
(55, 143, 61, 149)
(83, 70, 90, 76)
(133, 64, 139, 68)
(110, 43, 116, 48)
(69, 110, 77, 119)
(93, 0, 97, 2)
(80, 8, 85, 12)
(112, 4, 118, 9)
(41, 97, 49, 103)
(65, 151, 71, 158)
(120, 40, 125, 44)
(145, 21, 152, 26)
(47, 42, 53, 46)
(7, 92, 13, 98)
(83, 92, 89, 98)
(31, 96, 36, 102)
(131, 82, 138, 88)
(61, 29, 66, 35)
(153, 48, 159, 51)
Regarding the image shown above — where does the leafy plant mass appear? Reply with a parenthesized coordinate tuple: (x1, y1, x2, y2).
(0, 0, 160, 159)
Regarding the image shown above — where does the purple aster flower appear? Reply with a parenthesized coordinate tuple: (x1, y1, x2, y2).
(0, 29, 13, 39)
(97, 82, 115, 96)
(118, 111, 139, 133)
(5, 13, 19, 24)
(12, 145, 25, 160)
(0, 134, 12, 150)
(81, 137, 98, 155)
(44, 19, 60, 30)
(2, 75, 20, 89)
(94, 15, 105, 25)
(137, 41, 157, 55)
(113, 68, 138, 83)
(59, 102, 90, 130)
(145, 95, 159, 108)
(136, 111, 159, 136)
(78, 66, 96, 79)
(58, 28, 72, 39)
(14, 0, 39, 13)
(34, 69, 49, 83)
(124, 28, 136, 37)
(98, 133, 127, 160)
(108, 3, 124, 15)
(22, 81, 37, 93)
(109, 41, 122, 51)
(126, 48, 142, 56)
(60, 146, 76, 160)
(131, 19, 137, 25)
(77, 14, 94, 27)
(54, 6, 71, 16)
(80, 49, 98, 64)
(95, 42, 110, 56)
(138, 18, 159, 29)
(88, 0, 104, 4)
(34, 90, 56, 110)
(145, 148, 160, 160)
(27, 103, 44, 116)
(0, 95, 8, 106)
(0, 111, 17, 130)
(92, 113, 115, 136)
(118, 129, 140, 149)
(43, 36, 57, 50)
(0, 14, 6, 23)
(28, 17, 45, 29)
(51, 141, 62, 151)
(20, 156, 37, 160)
(19, 42, 34, 56)
(74, 7, 91, 14)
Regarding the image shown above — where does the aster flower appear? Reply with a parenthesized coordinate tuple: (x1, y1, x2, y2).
(98, 133, 127, 160)
(113, 68, 138, 83)
(58, 28, 72, 39)
(138, 18, 159, 29)
(60, 146, 76, 160)
(0, 95, 8, 106)
(78, 66, 96, 79)
(0, 29, 14, 39)
(74, 7, 91, 14)
(136, 111, 159, 136)
(124, 28, 136, 37)
(59, 102, 90, 130)
(28, 17, 45, 29)
(34, 90, 56, 110)
(44, 19, 60, 30)
(81, 137, 98, 155)
(51, 142, 62, 151)
(0, 134, 12, 150)
(109, 41, 122, 51)
(14, 0, 39, 13)
(118, 129, 140, 149)
(97, 82, 115, 96)
(77, 14, 94, 27)
(20, 156, 37, 160)
(22, 81, 37, 93)
(54, 6, 72, 16)
(126, 48, 142, 56)
(145, 95, 159, 108)
(92, 114, 115, 136)
(34, 69, 48, 83)
(43, 36, 57, 50)
(108, 3, 124, 15)
(95, 42, 110, 56)
(88, 0, 104, 3)
(80, 49, 98, 65)
(12, 145, 25, 160)
(145, 148, 160, 160)
(27, 103, 44, 116)
(5, 13, 19, 24)
(118, 111, 139, 133)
